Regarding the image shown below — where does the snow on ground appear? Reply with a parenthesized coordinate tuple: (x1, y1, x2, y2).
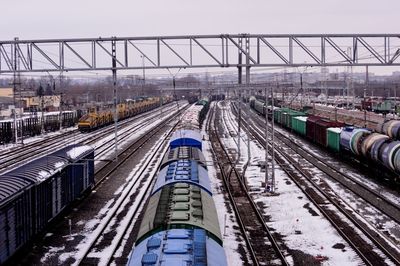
(88, 131, 171, 265)
(201, 103, 249, 265)
(39, 106, 182, 264)
(0, 126, 78, 151)
(93, 104, 185, 165)
(220, 102, 362, 265)
(318, 172, 400, 249)
(249, 107, 400, 208)
(41, 126, 171, 265)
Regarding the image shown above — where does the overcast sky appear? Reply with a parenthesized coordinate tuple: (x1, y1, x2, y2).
(0, 0, 399, 76)
(1, 0, 398, 40)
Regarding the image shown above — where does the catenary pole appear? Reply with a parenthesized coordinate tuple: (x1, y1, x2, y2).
(112, 37, 118, 162)
(264, 87, 269, 191)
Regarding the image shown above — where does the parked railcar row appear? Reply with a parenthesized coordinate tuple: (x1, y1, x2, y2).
(0, 111, 81, 144)
(376, 119, 400, 140)
(250, 97, 400, 178)
(197, 97, 210, 128)
(126, 103, 227, 266)
(0, 144, 95, 264)
(175, 98, 209, 131)
(78, 96, 172, 132)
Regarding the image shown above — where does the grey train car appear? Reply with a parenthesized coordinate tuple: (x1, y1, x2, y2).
(0, 144, 94, 264)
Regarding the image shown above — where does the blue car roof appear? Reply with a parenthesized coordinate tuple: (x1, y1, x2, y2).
(170, 130, 202, 150)
(152, 159, 212, 196)
(0, 144, 93, 207)
(127, 229, 227, 266)
(0, 175, 33, 203)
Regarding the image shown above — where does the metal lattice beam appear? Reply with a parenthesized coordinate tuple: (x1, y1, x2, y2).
(0, 34, 399, 73)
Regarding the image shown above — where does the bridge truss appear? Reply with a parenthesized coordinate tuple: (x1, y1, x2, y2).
(0, 34, 399, 80)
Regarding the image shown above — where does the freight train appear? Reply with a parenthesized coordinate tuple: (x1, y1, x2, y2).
(126, 101, 228, 266)
(0, 111, 81, 144)
(78, 96, 172, 132)
(0, 144, 95, 264)
(250, 97, 400, 180)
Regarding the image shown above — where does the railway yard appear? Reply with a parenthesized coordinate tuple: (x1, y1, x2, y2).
(0, 93, 399, 266)
(1, 0, 400, 263)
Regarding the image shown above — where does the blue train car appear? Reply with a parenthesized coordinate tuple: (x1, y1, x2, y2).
(170, 130, 202, 150)
(152, 159, 212, 196)
(52, 145, 95, 199)
(127, 104, 227, 266)
(127, 229, 227, 266)
(0, 144, 94, 264)
(160, 146, 207, 170)
(136, 183, 222, 246)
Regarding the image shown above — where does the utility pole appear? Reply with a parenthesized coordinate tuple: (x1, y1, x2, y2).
(237, 88, 241, 164)
(142, 55, 146, 85)
(112, 38, 118, 162)
(59, 71, 63, 130)
(12, 38, 18, 144)
(299, 73, 303, 108)
(141, 55, 145, 96)
(264, 87, 269, 192)
(346, 47, 353, 109)
(247, 85, 251, 163)
(395, 84, 398, 117)
(365, 66, 369, 127)
(271, 86, 275, 193)
(40, 85, 45, 134)
(17, 47, 23, 145)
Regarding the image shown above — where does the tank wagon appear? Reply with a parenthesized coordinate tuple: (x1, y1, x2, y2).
(0, 144, 94, 264)
(250, 97, 400, 179)
(0, 111, 81, 144)
(78, 96, 172, 132)
(376, 120, 400, 140)
(127, 103, 227, 266)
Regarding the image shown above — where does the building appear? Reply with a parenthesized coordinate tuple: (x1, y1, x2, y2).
(23, 95, 61, 111)
(0, 88, 13, 98)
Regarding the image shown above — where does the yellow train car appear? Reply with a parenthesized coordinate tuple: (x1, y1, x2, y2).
(79, 97, 166, 132)
(78, 113, 99, 132)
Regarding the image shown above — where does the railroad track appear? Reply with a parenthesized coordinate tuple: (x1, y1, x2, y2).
(232, 101, 400, 265)
(75, 121, 178, 265)
(236, 102, 400, 223)
(8, 104, 187, 266)
(208, 102, 288, 266)
(0, 128, 79, 159)
(93, 105, 187, 184)
(0, 103, 179, 174)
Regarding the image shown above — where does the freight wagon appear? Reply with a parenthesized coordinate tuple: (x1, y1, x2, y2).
(0, 111, 81, 144)
(78, 97, 164, 132)
(0, 144, 94, 264)
(250, 97, 400, 179)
